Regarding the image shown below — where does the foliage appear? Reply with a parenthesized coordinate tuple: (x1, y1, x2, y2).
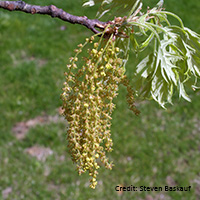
(83, 0, 142, 19)
(130, 14, 200, 107)
(83, 0, 200, 107)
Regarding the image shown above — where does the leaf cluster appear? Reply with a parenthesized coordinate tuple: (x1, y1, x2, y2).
(83, 0, 200, 107)
(83, 0, 142, 19)
(129, 10, 200, 107)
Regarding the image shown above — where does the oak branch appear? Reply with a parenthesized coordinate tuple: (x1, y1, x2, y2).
(0, 0, 107, 34)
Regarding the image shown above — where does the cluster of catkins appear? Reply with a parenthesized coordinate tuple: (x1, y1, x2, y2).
(61, 35, 139, 189)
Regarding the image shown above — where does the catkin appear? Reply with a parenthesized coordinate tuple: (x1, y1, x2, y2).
(61, 35, 139, 189)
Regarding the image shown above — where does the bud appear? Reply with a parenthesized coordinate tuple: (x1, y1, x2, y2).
(91, 49, 97, 55)
(94, 43, 99, 48)
(105, 63, 112, 69)
(78, 43, 83, 48)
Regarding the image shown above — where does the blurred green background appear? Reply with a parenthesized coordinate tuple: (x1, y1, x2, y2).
(0, 0, 200, 199)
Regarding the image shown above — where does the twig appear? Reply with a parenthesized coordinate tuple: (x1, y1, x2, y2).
(0, 0, 107, 34)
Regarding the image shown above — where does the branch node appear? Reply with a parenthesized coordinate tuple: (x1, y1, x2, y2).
(31, 7, 36, 14)
(50, 5, 57, 17)
(7, 3, 14, 11)
(50, 5, 56, 12)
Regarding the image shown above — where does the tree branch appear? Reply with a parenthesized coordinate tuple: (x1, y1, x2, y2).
(0, 0, 107, 34)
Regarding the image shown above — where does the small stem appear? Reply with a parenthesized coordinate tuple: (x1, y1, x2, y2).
(157, 11, 184, 28)
(0, 0, 107, 34)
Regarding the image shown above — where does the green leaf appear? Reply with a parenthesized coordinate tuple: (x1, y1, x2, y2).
(83, 1, 200, 107)
(115, 36, 130, 68)
(132, 23, 200, 106)
(139, 32, 154, 51)
(83, 0, 142, 19)
(83, 0, 95, 7)
(130, 34, 139, 52)
(128, 21, 161, 42)
(179, 81, 191, 102)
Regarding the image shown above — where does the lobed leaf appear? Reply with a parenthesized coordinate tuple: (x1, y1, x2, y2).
(83, 0, 142, 19)
(83, 0, 200, 107)
(132, 22, 200, 107)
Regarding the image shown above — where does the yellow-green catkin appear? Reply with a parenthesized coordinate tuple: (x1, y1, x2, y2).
(61, 35, 138, 189)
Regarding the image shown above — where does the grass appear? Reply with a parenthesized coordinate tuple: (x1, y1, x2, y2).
(0, 0, 200, 199)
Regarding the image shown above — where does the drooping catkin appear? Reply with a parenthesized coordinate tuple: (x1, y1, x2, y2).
(61, 35, 139, 189)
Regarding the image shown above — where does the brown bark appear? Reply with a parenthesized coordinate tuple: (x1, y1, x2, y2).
(0, 0, 107, 34)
